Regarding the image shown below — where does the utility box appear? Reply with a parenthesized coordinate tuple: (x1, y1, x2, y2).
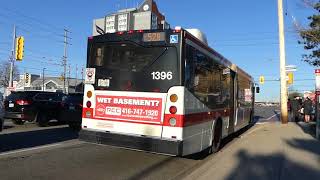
(92, 0, 169, 36)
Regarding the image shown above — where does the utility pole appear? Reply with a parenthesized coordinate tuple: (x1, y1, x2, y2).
(9, 25, 16, 89)
(278, 0, 288, 124)
(68, 64, 71, 93)
(63, 29, 69, 94)
(42, 68, 46, 91)
(81, 67, 84, 91)
(75, 64, 78, 92)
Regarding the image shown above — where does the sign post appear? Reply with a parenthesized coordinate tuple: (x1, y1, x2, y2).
(315, 69, 320, 140)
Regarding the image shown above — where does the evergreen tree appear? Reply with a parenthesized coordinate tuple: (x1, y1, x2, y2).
(299, 2, 320, 66)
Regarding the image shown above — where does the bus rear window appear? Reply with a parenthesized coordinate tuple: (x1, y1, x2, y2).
(90, 42, 167, 72)
(87, 42, 180, 93)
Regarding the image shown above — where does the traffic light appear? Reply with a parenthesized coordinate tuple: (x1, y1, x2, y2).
(287, 72, 294, 85)
(25, 73, 29, 84)
(15, 36, 24, 61)
(259, 76, 265, 84)
(59, 75, 65, 81)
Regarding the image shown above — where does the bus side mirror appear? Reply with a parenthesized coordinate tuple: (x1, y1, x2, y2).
(256, 87, 260, 94)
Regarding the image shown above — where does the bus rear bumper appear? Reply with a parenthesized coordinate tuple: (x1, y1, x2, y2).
(79, 129, 183, 156)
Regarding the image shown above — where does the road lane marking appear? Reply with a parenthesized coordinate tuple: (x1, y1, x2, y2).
(0, 140, 82, 157)
(0, 143, 63, 156)
(266, 113, 278, 120)
(257, 113, 279, 124)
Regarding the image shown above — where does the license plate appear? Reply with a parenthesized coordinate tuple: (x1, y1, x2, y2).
(9, 103, 14, 108)
(69, 106, 75, 110)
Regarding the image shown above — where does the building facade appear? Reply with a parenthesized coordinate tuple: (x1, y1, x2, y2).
(13, 73, 83, 93)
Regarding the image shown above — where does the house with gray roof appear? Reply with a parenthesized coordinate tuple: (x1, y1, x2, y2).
(15, 73, 83, 93)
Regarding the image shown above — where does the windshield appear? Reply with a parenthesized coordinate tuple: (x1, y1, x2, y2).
(88, 42, 180, 92)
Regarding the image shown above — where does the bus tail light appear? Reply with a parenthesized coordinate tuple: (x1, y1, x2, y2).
(170, 94, 178, 102)
(153, 88, 160, 92)
(87, 91, 92, 98)
(86, 101, 92, 108)
(169, 106, 177, 114)
(174, 26, 182, 33)
(128, 30, 134, 34)
(137, 30, 144, 33)
(117, 31, 124, 35)
(85, 111, 92, 118)
(169, 118, 177, 127)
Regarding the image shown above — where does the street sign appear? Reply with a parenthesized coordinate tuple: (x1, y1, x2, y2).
(85, 68, 96, 84)
(285, 65, 297, 72)
(315, 69, 320, 91)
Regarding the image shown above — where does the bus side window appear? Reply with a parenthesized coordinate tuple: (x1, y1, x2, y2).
(185, 44, 196, 90)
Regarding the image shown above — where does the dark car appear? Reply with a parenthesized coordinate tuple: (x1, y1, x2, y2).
(60, 93, 83, 130)
(4, 91, 65, 126)
(0, 118, 3, 132)
(4, 91, 40, 124)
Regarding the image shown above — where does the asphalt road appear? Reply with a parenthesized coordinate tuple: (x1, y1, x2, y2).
(0, 105, 279, 180)
(254, 105, 280, 123)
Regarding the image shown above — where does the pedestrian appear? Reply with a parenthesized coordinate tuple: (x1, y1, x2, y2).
(303, 97, 313, 123)
(287, 98, 291, 112)
(290, 97, 300, 122)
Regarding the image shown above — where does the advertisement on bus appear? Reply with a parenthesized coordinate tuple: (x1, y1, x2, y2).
(94, 95, 163, 123)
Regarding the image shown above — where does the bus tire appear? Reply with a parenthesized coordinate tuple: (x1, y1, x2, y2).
(209, 119, 222, 154)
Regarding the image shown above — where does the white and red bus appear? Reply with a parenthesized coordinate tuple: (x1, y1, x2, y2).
(79, 28, 255, 156)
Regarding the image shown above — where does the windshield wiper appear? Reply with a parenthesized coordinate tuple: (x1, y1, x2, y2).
(141, 47, 168, 72)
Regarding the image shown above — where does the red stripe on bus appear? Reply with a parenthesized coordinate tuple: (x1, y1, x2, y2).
(164, 109, 230, 127)
(83, 108, 230, 127)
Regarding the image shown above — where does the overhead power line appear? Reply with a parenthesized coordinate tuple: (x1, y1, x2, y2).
(0, 7, 64, 33)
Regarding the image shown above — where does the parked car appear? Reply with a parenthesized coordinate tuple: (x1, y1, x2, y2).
(4, 91, 65, 126)
(60, 93, 83, 130)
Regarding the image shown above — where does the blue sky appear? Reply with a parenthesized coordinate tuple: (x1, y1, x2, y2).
(0, 0, 317, 101)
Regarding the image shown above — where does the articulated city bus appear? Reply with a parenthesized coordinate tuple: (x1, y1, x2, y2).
(79, 28, 255, 156)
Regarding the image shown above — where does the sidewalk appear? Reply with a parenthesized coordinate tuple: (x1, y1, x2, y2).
(184, 122, 320, 180)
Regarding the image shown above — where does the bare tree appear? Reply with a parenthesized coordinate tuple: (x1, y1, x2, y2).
(0, 61, 20, 88)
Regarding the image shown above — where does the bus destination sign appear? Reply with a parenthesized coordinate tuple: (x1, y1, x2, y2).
(143, 32, 165, 42)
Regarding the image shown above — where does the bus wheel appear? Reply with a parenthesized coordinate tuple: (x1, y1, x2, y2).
(210, 120, 222, 154)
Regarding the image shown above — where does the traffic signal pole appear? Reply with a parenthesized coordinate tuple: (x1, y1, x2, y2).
(9, 25, 16, 88)
(278, 0, 288, 124)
